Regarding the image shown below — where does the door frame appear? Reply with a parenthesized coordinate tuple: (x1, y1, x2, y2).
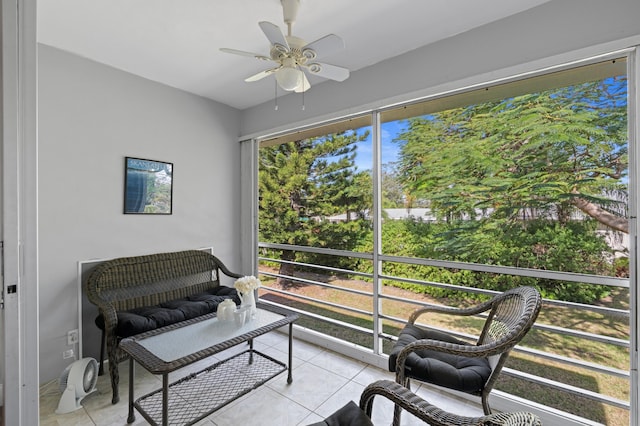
(2, 0, 39, 424)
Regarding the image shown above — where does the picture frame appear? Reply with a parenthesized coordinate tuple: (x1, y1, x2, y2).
(123, 157, 173, 214)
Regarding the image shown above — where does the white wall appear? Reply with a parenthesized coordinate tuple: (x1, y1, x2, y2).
(240, 0, 640, 137)
(37, 44, 242, 383)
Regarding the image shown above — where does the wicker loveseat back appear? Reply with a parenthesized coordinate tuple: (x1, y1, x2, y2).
(84, 249, 243, 404)
(88, 250, 231, 309)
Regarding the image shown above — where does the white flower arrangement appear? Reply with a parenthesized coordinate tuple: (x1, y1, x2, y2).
(234, 275, 261, 294)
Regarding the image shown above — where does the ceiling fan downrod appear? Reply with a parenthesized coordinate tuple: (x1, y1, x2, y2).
(281, 0, 300, 37)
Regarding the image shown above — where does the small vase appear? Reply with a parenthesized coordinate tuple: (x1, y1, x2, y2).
(239, 290, 257, 319)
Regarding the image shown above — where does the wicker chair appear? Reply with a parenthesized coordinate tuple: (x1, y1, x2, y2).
(310, 379, 541, 426)
(389, 286, 542, 425)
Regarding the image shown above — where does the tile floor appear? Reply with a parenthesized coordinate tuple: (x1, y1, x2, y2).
(40, 332, 483, 425)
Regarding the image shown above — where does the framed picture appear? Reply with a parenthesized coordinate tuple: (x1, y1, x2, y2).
(123, 157, 173, 214)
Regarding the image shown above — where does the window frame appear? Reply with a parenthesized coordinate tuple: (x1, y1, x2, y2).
(246, 47, 638, 425)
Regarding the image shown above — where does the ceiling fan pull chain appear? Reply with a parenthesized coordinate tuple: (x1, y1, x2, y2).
(274, 80, 279, 110)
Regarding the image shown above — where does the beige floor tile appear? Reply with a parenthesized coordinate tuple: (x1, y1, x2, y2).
(307, 350, 367, 380)
(299, 411, 324, 425)
(275, 338, 324, 362)
(257, 345, 305, 370)
(313, 380, 365, 419)
(206, 386, 311, 426)
(39, 337, 477, 426)
(266, 362, 349, 411)
(351, 364, 395, 387)
(253, 329, 290, 347)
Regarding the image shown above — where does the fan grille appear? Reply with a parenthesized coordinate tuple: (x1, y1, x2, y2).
(58, 364, 73, 392)
(58, 358, 99, 394)
(83, 361, 98, 392)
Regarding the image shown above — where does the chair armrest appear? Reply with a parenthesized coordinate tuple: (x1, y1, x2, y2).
(361, 379, 442, 423)
(211, 253, 244, 280)
(97, 302, 119, 335)
(408, 298, 495, 324)
(360, 380, 541, 426)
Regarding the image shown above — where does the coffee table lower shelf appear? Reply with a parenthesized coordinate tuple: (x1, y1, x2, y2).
(133, 350, 286, 426)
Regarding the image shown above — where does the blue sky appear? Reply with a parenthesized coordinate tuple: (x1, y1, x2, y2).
(353, 120, 407, 170)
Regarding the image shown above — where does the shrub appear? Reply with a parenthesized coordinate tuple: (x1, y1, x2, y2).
(363, 218, 615, 304)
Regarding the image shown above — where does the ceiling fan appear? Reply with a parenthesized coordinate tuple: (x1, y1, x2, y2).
(220, 0, 349, 93)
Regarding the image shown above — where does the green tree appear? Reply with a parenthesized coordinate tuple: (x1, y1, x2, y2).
(381, 163, 404, 208)
(395, 78, 628, 232)
(259, 130, 371, 286)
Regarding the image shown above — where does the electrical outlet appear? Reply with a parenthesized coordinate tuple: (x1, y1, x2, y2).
(63, 349, 74, 359)
(67, 329, 79, 345)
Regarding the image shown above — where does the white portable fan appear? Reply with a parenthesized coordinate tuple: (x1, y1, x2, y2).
(220, 0, 349, 93)
(56, 357, 98, 414)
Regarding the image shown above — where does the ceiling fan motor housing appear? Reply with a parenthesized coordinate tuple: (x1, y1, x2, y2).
(271, 36, 316, 66)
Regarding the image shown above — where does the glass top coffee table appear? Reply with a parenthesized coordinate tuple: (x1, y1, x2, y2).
(120, 302, 298, 426)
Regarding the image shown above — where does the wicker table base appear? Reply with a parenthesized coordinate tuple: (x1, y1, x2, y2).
(134, 350, 285, 426)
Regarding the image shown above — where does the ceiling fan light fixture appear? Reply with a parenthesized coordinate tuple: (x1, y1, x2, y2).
(220, 0, 349, 96)
(276, 66, 303, 91)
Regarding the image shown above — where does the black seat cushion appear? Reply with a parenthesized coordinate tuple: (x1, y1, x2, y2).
(306, 401, 373, 426)
(388, 324, 491, 394)
(94, 286, 240, 337)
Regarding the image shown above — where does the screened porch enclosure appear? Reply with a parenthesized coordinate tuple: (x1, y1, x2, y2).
(255, 54, 631, 425)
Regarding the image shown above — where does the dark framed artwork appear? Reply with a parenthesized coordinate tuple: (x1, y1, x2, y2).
(123, 157, 173, 214)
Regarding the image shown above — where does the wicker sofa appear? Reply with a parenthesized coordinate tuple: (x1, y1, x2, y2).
(83, 249, 243, 404)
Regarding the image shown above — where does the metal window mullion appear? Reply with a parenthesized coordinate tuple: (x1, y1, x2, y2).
(240, 139, 259, 275)
(372, 111, 383, 355)
(628, 47, 640, 426)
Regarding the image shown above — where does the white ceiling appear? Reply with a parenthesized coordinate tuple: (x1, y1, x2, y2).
(37, 0, 551, 110)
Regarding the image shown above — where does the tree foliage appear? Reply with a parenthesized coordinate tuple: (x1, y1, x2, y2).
(394, 78, 628, 231)
(259, 130, 371, 283)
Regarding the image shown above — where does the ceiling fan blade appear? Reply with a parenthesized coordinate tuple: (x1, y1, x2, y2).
(244, 67, 279, 82)
(302, 34, 344, 59)
(258, 21, 289, 49)
(294, 73, 311, 93)
(306, 62, 350, 82)
(220, 48, 271, 61)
